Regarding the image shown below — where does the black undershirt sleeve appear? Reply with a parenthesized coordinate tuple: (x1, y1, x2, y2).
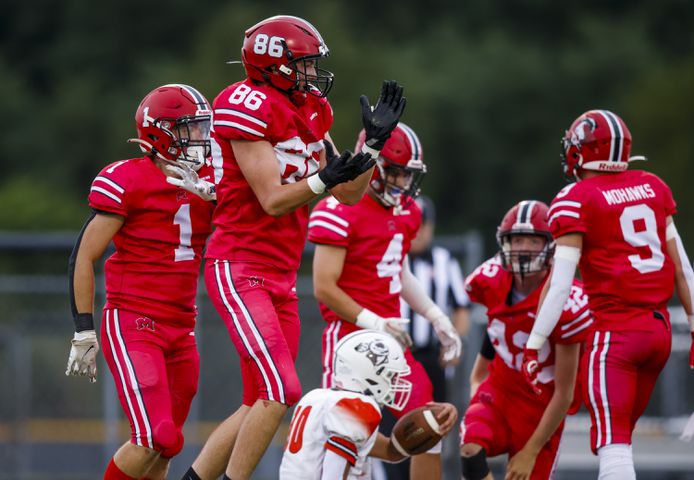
(479, 330, 496, 360)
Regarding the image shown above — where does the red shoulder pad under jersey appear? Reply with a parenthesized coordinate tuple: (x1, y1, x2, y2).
(325, 396, 382, 442)
(551, 281, 594, 344)
(197, 163, 215, 186)
(643, 171, 677, 216)
(403, 200, 423, 239)
(211, 79, 274, 142)
(308, 196, 353, 247)
(88, 159, 135, 216)
(547, 182, 590, 238)
(465, 256, 507, 307)
(315, 93, 334, 134)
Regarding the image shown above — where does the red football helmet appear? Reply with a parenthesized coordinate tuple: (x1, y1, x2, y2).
(130, 84, 211, 170)
(561, 109, 644, 180)
(241, 15, 333, 97)
(356, 122, 427, 207)
(496, 200, 554, 275)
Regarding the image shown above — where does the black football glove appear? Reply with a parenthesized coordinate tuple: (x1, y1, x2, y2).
(359, 80, 407, 152)
(318, 141, 376, 189)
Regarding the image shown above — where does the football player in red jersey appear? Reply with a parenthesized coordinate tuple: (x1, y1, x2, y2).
(64, 84, 215, 480)
(459, 201, 593, 480)
(182, 15, 406, 480)
(309, 123, 460, 479)
(523, 110, 694, 479)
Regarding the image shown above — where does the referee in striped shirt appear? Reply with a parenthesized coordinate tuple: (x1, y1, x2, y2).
(401, 195, 471, 402)
(374, 196, 471, 480)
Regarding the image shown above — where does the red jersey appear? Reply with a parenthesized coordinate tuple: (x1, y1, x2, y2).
(206, 79, 334, 270)
(308, 195, 421, 331)
(547, 170, 677, 330)
(88, 158, 214, 324)
(466, 256, 593, 404)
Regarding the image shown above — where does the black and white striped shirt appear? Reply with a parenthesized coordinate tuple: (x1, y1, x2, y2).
(400, 245, 471, 350)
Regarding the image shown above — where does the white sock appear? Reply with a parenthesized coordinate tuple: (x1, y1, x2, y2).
(598, 444, 636, 480)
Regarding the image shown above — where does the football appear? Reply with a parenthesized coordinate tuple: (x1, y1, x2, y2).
(389, 405, 443, 456)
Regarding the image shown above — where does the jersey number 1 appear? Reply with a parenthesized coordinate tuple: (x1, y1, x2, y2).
(174, 204, 194, 262)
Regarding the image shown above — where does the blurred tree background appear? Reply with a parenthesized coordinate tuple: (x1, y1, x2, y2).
(1, 0, 693, 253)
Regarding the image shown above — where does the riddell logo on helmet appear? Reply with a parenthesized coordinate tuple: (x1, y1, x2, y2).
(597, 163, 626, 172)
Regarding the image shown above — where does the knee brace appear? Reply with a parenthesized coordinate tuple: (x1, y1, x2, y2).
(461, 448, 489, 480)
(153, 420, 184, 458)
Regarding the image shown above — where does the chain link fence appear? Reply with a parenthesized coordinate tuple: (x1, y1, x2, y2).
(0, 232, 692, 479)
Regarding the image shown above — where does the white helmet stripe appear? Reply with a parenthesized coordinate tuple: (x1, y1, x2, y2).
(397, 122, 422, 161)
(595, 110, 623, 163)
(516, 200, 535, 225)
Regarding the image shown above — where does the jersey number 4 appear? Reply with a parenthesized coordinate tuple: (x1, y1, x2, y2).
(619, 204, 665, 274)
(377, 234, 404, 294)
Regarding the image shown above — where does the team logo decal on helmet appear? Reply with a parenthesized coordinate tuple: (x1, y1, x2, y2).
(355, 340, 389, 367)
(130, 84, 211, 170)
(561, 109, 645, 180)
(496, 200, 554, 277)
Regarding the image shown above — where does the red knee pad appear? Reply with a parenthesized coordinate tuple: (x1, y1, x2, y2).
(153, 420, 184, 458)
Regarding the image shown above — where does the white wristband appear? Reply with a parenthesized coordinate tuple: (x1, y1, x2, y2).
(355, 309, 381, 330)
(361, 144, 380, 158)
(424, 305, 446, 324)
(526, 332, 547, 350)
(307, 173, 326, 194)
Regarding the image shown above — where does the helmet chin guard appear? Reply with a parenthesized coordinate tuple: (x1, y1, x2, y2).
(497, 200, 554, 276)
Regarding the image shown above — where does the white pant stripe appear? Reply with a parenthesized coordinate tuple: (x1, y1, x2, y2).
(106, 309, 153, 447)
(113, 310, 153, 447)
(599, 332, 612, 445)
(322, 322, 338, 388)
(588, 331, 603, 448)
(105, 310, 143, 446)
(222, 262, 286, 404)
(214, 261, 276, 402)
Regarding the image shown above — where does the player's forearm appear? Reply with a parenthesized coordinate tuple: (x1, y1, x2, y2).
(314, 282, 363, 323)
(258, 180, 318, 217)
(368, 433, 406, 463)
(528, 245, 580, 349)
(400, 262, 439, 319)
(453, 308, 471, 337)
(73, 256, 96, 315)
(329, 166, 374, 205)
(524, 389, 573, 455)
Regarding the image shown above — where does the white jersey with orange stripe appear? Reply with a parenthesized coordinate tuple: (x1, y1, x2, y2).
(280, 388, 382, 480)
